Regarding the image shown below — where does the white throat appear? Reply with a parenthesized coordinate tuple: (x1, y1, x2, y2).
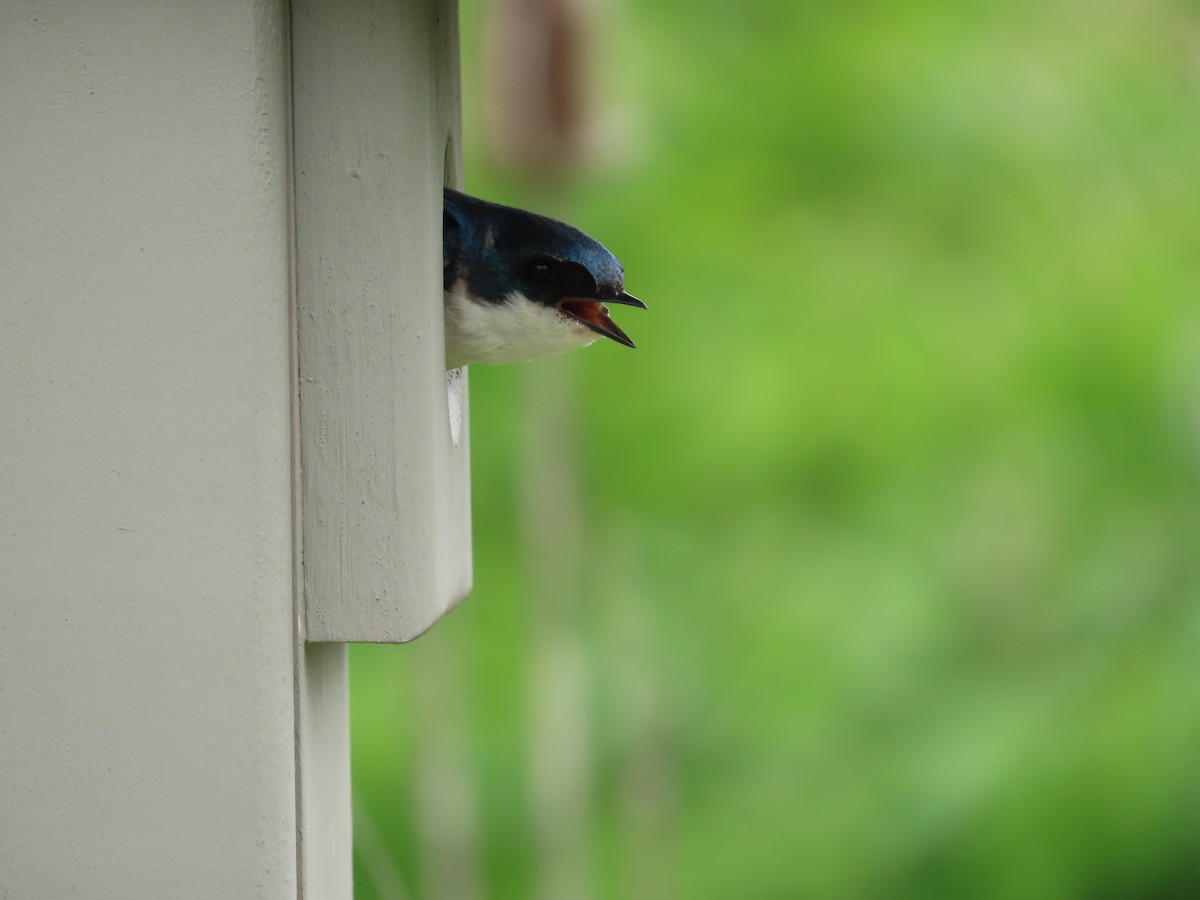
(444, 283, 597, 369)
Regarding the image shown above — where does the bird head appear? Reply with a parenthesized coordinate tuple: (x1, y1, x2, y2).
(443, 188, 646, 369)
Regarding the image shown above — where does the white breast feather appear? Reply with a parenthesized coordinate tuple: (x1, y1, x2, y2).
(444, 284, 596, 369)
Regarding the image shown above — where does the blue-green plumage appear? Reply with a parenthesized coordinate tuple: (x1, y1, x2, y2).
(442, 189, 645, 368)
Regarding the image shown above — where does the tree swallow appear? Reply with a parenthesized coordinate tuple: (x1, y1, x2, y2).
(443, 188, 646, 369)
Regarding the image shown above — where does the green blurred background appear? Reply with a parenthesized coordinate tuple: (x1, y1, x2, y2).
(352, 1, 1200, 897)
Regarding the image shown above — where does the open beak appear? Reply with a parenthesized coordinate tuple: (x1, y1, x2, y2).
(559, 293, 646, 349)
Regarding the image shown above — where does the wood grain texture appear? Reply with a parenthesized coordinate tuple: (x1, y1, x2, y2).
(292, 0, 473, 643)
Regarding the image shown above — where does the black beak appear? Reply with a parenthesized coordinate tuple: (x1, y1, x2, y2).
(609, 291, 647, 310)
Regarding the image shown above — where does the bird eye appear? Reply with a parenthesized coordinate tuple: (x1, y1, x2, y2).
(523, 257, 555, 285)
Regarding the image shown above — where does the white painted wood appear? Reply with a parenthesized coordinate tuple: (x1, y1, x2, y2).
(0, 2, 327, 897)
(293, 0, 473, 643)
(2, 0, 469, 892)
(296, 644, 353, 898)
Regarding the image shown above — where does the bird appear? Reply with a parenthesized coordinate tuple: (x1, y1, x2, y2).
(443, 188, 646, 369)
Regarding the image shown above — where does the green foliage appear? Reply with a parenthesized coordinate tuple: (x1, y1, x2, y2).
(353, 1, 1200, 896)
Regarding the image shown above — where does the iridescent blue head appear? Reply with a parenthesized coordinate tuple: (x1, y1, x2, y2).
(443, 188, 646, 369)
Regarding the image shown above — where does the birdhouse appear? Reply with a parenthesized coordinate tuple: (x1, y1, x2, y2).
(0, 1, 470, 896)
(293, 0, 473, 643)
